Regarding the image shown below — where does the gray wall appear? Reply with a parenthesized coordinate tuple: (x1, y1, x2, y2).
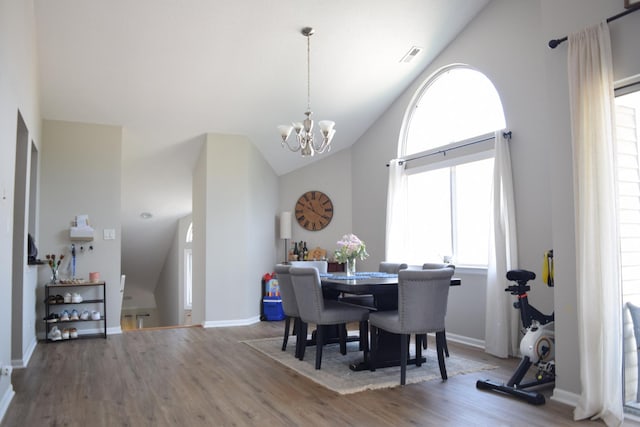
(155, 220, 181, 327)
(278, 149, 354, 264)
(279, 0, 640, 402)
(39, 120, 123, 335)
(193, 133, 279, 326)
(154, 213, 192, 327)
(0, 0, 41, 412)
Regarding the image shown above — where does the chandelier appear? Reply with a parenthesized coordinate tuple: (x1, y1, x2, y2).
(278, 27, 335, 157)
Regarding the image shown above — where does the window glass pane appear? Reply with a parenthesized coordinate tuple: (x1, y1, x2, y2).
(406, 168, 451, 264)
(405, 67, 506, 154)
(615, 88, 640, 411)
(454, 158, 493, 266)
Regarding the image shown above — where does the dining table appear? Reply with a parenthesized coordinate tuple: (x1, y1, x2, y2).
(320, 271, 461, 371)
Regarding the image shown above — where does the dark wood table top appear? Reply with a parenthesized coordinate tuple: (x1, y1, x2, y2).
(320, 272, 461, 295)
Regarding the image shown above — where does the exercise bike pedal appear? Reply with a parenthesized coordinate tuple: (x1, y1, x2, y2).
(475, 379, 546, 405)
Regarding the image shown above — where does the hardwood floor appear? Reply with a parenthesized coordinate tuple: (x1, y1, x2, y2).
(1, 322, 632, 426)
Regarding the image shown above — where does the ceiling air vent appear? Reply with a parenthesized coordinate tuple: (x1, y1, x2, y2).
(400, 46, 423, 63)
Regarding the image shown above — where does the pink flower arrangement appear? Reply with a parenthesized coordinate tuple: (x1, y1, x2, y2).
(334, 234, 369, 263)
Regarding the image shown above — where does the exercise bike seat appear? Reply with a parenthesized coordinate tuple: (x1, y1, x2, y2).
(506, 269, 536, 282)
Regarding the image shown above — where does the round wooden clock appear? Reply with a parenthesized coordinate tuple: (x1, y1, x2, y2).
(295, 191, 334, 231)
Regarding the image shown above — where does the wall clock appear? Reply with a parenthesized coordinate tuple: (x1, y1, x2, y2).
(295, 191, 333, 231)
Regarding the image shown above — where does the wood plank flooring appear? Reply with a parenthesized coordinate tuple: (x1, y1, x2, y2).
(1, 322, 634, 427)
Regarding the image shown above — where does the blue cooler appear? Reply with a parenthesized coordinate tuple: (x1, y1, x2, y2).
(263, 295, 285, 321)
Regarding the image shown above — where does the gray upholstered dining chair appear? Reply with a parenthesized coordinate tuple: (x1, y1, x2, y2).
(289, 260, 328, 273)
(290, 266, 370, 369)
(274, 264, 305, 358)
(369, 267, 455, 385)
(380, 262, 409, 274)
(421, 263, 455, 355)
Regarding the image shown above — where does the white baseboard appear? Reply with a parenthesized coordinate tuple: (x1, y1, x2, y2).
(11, 336, 37, 368)
(203, 316, 261, 328)
(551, 387, 580, 407)
(0, 384, 15, 425)
(445, 331, 485, 349)
(107, 326, 122, 335)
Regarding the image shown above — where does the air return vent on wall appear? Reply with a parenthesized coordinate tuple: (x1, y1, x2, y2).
(400, 46, 423, 63)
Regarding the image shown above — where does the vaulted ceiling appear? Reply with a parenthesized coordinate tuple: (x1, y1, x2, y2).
(34, 0, 491, 298)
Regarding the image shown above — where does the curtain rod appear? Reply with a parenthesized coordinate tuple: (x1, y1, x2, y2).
(548, 7, 639, 49)
(386, 131, 511, 167)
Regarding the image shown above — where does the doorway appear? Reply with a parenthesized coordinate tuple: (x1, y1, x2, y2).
(11, 111, 38, 366)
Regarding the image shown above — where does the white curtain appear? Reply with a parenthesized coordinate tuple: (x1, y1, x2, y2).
(385, 159, 408, 262)
(484, 130, 519, 357)
(568, 22, 622, 426)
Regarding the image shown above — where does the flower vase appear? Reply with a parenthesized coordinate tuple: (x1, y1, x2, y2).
(50, 268, 59, 284)
(346, 258, 356, 276)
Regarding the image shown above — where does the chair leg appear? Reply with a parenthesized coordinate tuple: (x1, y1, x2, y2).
(369, 324, 377, 372)
(421, 333, 428, 349)
(293, 318, 302, 358)
(436, 331, 448, 380)
(415, 334, 422, 367)
(315, 325, 324, 369)
(443, 329, 450, 357)
(282, 316, 291, 351)
(339, 324, 347, 355)
(297, 321, 308, 360)
(400, 333, 408, 385)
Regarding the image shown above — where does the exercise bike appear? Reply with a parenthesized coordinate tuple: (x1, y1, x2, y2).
(476, 265, 555, 405)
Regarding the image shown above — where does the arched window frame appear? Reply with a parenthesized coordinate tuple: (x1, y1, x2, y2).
(391, 64, 506, 267)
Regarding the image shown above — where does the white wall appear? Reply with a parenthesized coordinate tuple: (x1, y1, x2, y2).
(193, 133, 279, 326)
(0, 0, 41, 420)
(39, 120, 123, 335)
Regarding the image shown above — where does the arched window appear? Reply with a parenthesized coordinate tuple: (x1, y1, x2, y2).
(186, 222, 193, 243)
(392, 65, 506, 266)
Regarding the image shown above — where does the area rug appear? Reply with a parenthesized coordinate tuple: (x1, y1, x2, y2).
(242, 336, 496, 394)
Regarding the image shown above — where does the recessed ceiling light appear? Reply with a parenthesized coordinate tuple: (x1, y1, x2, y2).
(140, 212, 153, 219)
(400, 46, 423, 63)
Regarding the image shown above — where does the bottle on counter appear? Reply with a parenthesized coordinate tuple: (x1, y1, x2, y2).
(293, 242, 299, 261)
(303, 242, 309, 261)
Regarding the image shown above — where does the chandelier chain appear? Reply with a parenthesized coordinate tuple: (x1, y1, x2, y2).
(306, 31, 311, 113)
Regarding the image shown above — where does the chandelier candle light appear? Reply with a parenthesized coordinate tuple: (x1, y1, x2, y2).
(278, 27, 336, 157)
(334, 234, 369, 276)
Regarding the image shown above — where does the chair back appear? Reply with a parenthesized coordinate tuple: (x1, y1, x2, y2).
(398, 267, 455, 333)
(423, 262, 455, 271)
(274, 264, 297, 317)
(289, 266, 325, 324)
(289, 260, 328, 273)
(379, 262, 408, 274)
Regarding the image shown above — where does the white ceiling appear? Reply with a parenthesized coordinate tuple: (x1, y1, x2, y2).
(33, 0, 490, 297)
